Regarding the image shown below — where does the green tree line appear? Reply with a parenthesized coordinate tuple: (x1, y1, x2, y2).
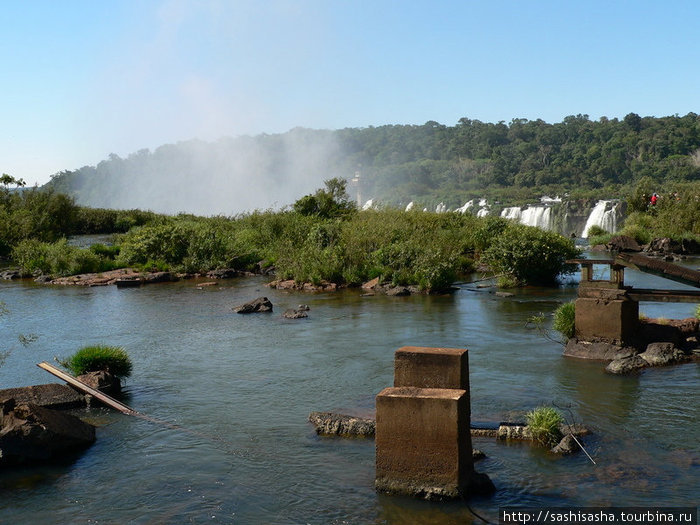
(46, 113, 700, 209)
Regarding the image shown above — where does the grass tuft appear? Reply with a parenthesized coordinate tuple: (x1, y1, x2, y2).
(61, 345, 133, 378)
(526, 406, 564, 448)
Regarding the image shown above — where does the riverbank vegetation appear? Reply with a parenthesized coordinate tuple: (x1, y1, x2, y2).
(2, 180, 580, 290)
(526, 406, 564, 448)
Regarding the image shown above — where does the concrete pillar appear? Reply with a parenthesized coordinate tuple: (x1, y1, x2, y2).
(375, 346, 493, 500)
(575, 292, 639, 345)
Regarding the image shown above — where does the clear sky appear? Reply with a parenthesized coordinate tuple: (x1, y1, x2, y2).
(2, 0, 699, 186)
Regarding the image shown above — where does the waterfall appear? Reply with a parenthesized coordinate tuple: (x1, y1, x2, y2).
(501, 207, 522, 221)
(455, 200, 474, 213)
(582, 200, 618, 238)
(405, 201, 414, 212)
(362, 199, 374, 211)
(477, 207, 490, 217)
(500, 206, 553, 230)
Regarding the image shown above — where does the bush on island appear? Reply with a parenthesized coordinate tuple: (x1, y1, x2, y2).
(483, 224, 580, 286)
(553, 301, 576, 340)
(526, 406, 564, 448)
(61, 345, 133, 378)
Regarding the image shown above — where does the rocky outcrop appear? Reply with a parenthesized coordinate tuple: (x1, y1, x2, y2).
(0, 399, 96, 466)
(606, 342, 693, 374)
(645, 237, 700, 255)
(360, 278, 423, 296)
(233, 297, 273, 313)
(308, 411, 375, 437)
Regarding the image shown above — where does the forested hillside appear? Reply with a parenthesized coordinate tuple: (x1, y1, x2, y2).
(46, 113, 700, 214)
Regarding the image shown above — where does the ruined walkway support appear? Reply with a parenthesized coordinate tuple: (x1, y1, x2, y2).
(375, 347, 493, 500)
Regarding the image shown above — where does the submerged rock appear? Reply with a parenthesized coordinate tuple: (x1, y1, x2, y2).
(563, 339, 637, 361)
(233, 297, 273, 314)
(0, 400, 96, 466)
(283, 308, 308, 319)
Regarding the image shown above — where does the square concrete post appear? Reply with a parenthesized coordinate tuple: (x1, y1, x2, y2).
(376, 386, 472, 499)
(376, 346, 493, 499)
(575, 295, 638, 345)
(394, 346, 469, 390)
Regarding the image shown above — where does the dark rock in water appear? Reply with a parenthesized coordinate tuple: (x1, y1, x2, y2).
(607, 235, 641, 252)
(551, 433, 578, 455)
(472, 449, 486, 460)
(563, 339, 637, 361)
(296, 304, 310, 311)
(605, 355, 648, 374)
(0, 401, 96, 466)
(638, 342, 688, 366)
(206, 268, 239, 279)
(308, 411, 375, 437)
(233, 297, 273, 314)
(0, 384, 85, 410)
(283, 308, 308, 319)
(495, 291, 514, 298)
(76, 371, 122, 396)
(34, 274, 52, 283)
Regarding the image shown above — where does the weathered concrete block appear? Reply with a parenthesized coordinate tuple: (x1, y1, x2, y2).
(394, 346, 469, 390)
(375, 386, 473, 499)
(575, 296, 638, 345)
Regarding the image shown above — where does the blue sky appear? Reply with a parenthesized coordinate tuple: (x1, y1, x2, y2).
(2, 0, 699, 186)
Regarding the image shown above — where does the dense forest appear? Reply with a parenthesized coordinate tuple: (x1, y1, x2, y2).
(46, 113, 700, 213)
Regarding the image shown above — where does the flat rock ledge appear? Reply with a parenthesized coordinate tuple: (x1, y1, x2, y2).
(0, 383, 86, 410)
(48, 268, 178, 287)
(0, 399, 96, 466)
(563, 339, 637, 361)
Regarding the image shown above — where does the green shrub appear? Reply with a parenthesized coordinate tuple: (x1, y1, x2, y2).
(61, 345, 132, 378)
(526, 406, 564, 447)
(585, 225, 609, 238)
(695, 304, 700, 319)
(483, 224, 580, 286)
(553, 301, 576, 340)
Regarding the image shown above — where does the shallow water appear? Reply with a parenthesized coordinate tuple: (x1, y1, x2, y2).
(0, 261, 698, 524)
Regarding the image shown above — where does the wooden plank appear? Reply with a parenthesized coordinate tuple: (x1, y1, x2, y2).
(36, 361, 138, 415)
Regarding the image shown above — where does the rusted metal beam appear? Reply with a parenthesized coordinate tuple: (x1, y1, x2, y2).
(616, 253, 700, 288)
(626, 288, 700, 303)
(36, 361, 138, 415)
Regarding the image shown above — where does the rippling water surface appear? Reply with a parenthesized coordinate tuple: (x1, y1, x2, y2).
(0, 261, 698, 524)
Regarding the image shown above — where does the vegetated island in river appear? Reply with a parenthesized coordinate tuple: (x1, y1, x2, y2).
(1, 175, 699, 293)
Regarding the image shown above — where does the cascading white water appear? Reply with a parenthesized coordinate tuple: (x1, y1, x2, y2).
(405, 201, 414, 212)
(362, 199, 374, 211)
(582, 200, 618, 238)
(477, 207, 490, 217)
(455, 200, 474, 213)
(500, 206, 553, 230)
(501, 207, 522, 221)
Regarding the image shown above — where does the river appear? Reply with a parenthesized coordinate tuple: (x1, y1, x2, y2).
(0, 261, 698, 524)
